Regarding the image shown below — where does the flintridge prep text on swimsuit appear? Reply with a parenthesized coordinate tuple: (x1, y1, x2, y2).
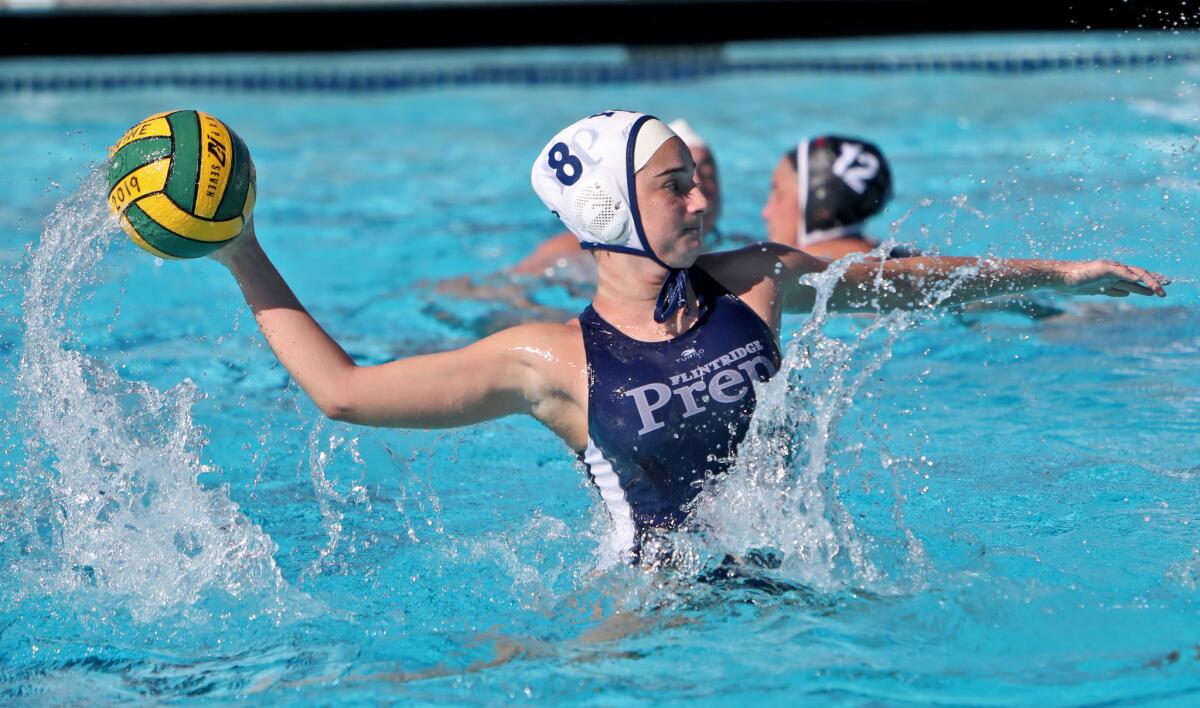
(624, 339, 776, 435)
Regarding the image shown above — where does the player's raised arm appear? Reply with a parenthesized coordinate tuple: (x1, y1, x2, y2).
(213, 223, 562, 429)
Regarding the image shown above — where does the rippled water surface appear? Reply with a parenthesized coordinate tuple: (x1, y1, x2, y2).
(2, 32, 1199, 704)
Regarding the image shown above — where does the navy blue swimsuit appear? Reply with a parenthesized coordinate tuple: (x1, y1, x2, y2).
(579, 267, 782, 557)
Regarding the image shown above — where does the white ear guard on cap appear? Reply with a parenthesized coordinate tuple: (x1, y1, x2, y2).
(571, 179, 627, 244)
(531, 110, 676, 258)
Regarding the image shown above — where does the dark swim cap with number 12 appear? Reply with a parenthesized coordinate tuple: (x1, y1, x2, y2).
(799, 135, 893, 244)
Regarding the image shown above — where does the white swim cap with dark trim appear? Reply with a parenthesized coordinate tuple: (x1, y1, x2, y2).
(796, 135, 893, 247)
(531, 110, 694, 323)
(667, 119, 707, 149)
(531, 110, 676, 258)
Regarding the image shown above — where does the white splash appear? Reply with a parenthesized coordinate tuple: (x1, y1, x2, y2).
(673, 242, 985, 594)
(8, 169, 284, 621)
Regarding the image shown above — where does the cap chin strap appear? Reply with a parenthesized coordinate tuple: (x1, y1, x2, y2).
(585, 242, 693, 323)
(651, 268, 691, 323)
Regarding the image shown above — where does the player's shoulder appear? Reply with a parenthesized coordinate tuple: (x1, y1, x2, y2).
(697, 242, 827, 289)
(484, 319, 583, 357)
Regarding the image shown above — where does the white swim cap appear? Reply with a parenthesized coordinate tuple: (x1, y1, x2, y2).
(531, 110, 677, 260)
(667, 119, 708, 149)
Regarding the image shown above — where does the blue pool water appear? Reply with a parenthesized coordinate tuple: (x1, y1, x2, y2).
(2, 32, 1200, 704)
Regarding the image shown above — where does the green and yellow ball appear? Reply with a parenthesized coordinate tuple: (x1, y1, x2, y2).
(107, 110, 256, 259)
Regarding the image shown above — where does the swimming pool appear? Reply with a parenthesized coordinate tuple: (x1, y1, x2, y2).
(2, 32, 1199, 703)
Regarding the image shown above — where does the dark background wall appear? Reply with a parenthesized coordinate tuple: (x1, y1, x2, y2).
(2, 0, 1197, 57)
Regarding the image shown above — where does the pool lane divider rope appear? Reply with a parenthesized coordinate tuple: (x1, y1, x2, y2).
(1, 48, 1197, 94)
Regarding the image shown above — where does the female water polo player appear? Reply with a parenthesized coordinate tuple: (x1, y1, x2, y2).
(763, 135, 915, 259)
(212, 111, 1167, 563)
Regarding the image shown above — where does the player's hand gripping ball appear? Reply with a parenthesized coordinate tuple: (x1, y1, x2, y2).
(107, 110, 255, 258)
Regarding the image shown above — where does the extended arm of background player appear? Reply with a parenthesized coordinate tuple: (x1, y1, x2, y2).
(818, 254, 1167, 313)
(213, 221, 563, 428)
(699, 243, 1167, 319)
